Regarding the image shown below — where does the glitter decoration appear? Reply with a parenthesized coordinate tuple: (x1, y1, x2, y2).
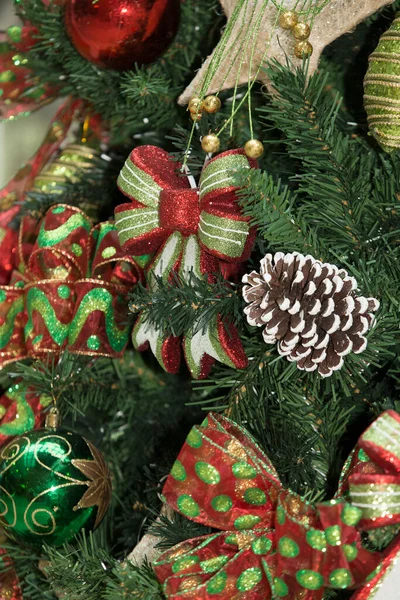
(115, 145, 259, 379)
(153, 410, 400, 598)
(243, 488, 267, 505)
(296, 569, 324, 590)
(242, 252, 379, 377)
(207, 572, 227, 594)
(0, 25, 57, 123)
(172, 557, 199, 573)
(278, 536, 300, 557)
(186, 428, 203, 448)
(86, 335, 100, 350)
(177, 495, 200, 518)
(0, 205, 143, 368)
(234, 514, 262, 530)
(170, 460, 186, 481)
(236, 567, 263, 591)
(329, 568, 353, 588)
(195, 462, 221, 485)
(306, 529, 326, 551)
(325, 525, 341, 546)
(211, 495, 233, 512)
(252, 536, 272, 555)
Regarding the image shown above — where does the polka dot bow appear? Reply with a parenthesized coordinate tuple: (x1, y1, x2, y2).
(0, 204, 142, 367)
(153, 411, 400, 599)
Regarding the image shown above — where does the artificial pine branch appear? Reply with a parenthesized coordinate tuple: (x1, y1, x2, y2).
(129, 273, 243, 338)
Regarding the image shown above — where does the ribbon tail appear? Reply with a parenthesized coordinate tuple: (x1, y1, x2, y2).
(132, 313, 181, 374)
(131, 232, 183, 372)
(351, 539, 400, 600)
(179, 235, 247, 379)
(154, 531, 273, 599)
(183, 314, 247, 379)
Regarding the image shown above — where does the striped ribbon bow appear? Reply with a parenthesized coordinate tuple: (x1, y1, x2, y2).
(114, 146, 258, 379)
(154, 410, 400, 599)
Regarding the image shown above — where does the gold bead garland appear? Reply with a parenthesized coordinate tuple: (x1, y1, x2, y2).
(188, 95, 222, 122)
(244, 139, 264, 159)
(278, 10, 313, 58)
(203, 95, 221, 113)
(364, 14, 400, 152)
(201, 134, 220, 153)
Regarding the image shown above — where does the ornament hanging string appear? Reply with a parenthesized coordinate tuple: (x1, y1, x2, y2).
(184, 0, 334, 162)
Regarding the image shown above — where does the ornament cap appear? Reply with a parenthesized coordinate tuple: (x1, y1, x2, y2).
(45, 407, 61, 429)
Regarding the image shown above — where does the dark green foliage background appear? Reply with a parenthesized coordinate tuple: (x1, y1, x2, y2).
(2, 1, 400, 598)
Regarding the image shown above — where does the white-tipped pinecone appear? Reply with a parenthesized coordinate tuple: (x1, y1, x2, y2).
(242, 252, 379, 377)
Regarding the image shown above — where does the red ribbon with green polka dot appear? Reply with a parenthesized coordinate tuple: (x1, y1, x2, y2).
(154, 412, 392, 599)
(0, 204, 143, 367)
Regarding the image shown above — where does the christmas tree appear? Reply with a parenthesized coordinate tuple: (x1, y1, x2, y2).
(0, 0, 400, 598)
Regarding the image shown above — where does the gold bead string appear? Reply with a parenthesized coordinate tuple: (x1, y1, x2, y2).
(278, 10, 313, 59)
(185, 0, 333, 159)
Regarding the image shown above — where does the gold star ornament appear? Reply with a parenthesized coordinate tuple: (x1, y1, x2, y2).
(179, 0, 394, 104)
(72, 440, 112, 528)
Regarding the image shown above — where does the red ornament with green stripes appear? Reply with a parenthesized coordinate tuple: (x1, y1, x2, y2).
(114, 145, 258, 379)
(154, 410, 400, 598)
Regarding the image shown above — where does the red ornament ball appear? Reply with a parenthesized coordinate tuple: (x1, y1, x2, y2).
(64, 0, 180, 71)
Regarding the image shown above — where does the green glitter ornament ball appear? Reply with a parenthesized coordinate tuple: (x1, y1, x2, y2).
(0, 411, 112, 547)
(364, 13, 400, 152)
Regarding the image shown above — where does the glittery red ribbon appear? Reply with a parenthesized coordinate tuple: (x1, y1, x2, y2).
(0, 204, 142, 367)
(115, 146, 257, 262)
(115, 146, 258, 379)
(154, 411, 400, 599)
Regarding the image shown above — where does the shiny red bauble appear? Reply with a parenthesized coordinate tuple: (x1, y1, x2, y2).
(64, 0, 180, 71)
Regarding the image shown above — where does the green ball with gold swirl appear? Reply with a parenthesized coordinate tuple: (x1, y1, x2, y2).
(364, 13, 400, 152)
(0, 420, 112, 547)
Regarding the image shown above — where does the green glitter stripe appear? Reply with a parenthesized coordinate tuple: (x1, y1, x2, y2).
(207, 315, 236, 368)
(179, 235, 202, 280)
(68, 288, 128, 352)
(132, 314, 170, 372)
(184, 314, 235, 379)
(95, 222, 117, 247)
(362, 413, 400, 459)
(351, 482, 400, 518)
(117, 159, 161, 208)
(25, 288, 70, 346)
(199, 154, 250, 198)
(115, 208, 159, 247)
(37, 213, 91, 248)
(199, 211, 248, 258)
(0, 295, 24, 350)
(149, 232, 183, 287)
(0, 389, 35, 435)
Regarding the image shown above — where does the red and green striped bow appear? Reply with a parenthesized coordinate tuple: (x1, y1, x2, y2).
(154, 410, 400, 599)
(114, 146, 257, 379)
(0, 204, 142, 367)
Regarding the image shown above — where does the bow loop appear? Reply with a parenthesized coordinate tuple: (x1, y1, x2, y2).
(90, 222, 141, 285)
(338, 411, 400, 529)
(0, 204, 143, 367)
(156, 411, 385, 599)
(163, 413, 280, 532)
(28, 205, 92, 280)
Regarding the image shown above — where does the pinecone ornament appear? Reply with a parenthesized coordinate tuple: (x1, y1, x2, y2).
(242, 253, 380, 377)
